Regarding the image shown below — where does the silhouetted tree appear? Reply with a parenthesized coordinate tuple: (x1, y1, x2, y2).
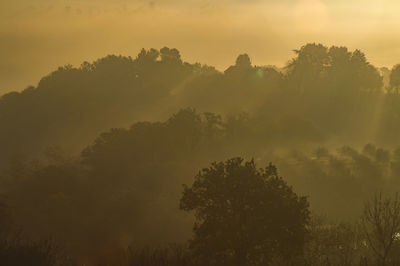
(286, 43, 329, 92)
(180, 158, 310, 265)
(390, 65, 400, 94)
(136, 48, 160, 64)
(160, 47, 182, 64)
(235, 54, 252, 68)
(286, 43, 382, 93)
(224, 53, 252, 76)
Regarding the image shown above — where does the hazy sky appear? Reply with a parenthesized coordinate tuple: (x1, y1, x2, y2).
(2, 0, 400, 94)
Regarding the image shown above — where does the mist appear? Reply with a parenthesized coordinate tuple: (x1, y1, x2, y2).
(3, 1, 400, 265)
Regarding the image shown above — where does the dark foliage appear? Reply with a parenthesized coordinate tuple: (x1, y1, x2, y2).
(180, 158, 310, 265)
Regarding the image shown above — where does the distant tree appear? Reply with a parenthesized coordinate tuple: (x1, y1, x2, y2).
(361, 193, 400, 266)
(235, 54, 252, 69)
(180, 158, 310, 265)
(390, 65, 400, 94)
(286, 43, 329, 91)
(349, 50, 383, 91)
(286, 43, 382, 92)
(136, 48, 160, 64)
(326, 46, 353, 90)
(224, 54, 253, 76)
(160, 47, 182, 64)
(380, 66, 391, 89)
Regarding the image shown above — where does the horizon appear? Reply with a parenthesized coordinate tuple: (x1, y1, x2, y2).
(2, 0, 400, 94)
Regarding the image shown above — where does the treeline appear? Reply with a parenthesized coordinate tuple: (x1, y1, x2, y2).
(3, 43, 400, 166)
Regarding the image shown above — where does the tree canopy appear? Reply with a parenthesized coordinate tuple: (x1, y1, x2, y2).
(180, 158, 310, 265)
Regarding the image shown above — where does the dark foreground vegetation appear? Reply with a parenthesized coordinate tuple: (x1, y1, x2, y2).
(3, 43, 400, 265)
(2, 158, 400, 265)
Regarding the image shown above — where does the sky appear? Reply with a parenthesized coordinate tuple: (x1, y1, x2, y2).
(1, 0, 400, 94)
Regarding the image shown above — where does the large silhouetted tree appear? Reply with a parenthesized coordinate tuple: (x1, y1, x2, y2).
(180, 158, 310, 265)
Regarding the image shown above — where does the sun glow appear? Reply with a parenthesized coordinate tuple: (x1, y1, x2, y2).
(293, 0, 329, 33)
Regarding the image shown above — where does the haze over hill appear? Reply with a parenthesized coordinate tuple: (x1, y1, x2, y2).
(4, 1, 400, 265)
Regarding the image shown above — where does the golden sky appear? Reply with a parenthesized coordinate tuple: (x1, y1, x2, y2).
(1, 0, 400, 93)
